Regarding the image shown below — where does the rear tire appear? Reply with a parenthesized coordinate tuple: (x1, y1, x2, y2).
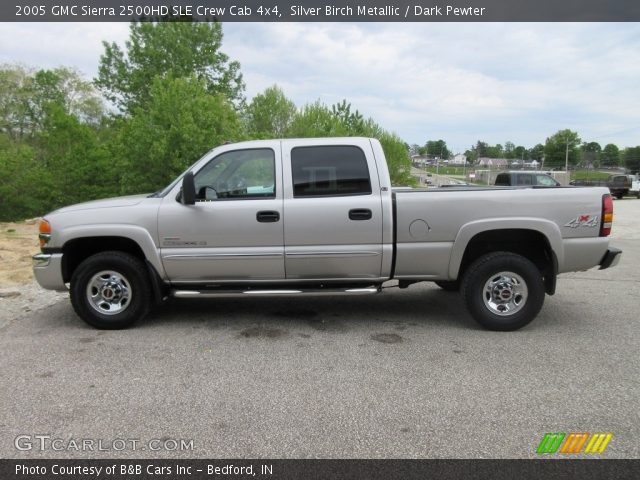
(70, 251, 151, 329)
(461, 252, 545, 331)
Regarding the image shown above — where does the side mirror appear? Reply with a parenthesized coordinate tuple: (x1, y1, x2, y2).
(181, 171, 196, 205)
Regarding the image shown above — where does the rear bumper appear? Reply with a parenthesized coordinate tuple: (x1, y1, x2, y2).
(599, 247, 622, 270)
(32, 253, 67, 291)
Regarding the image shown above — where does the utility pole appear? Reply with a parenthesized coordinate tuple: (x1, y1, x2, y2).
(565, 138, 570, 173)
(436, 144, 443, 187)
(463, 149, 467, 179)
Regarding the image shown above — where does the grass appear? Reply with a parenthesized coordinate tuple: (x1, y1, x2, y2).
(421, 165, 470, 176)
(570, 170, 611, 181)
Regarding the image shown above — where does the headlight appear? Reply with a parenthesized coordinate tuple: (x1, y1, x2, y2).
(39, 219, 51, 249)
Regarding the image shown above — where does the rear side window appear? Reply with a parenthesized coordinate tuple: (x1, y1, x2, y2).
(291, 146, 372, 197)
(517, 174, 532, 186)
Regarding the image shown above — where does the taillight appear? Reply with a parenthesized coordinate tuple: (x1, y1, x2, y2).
(39, 219, 51, 248)
(600, 194, 613, 237)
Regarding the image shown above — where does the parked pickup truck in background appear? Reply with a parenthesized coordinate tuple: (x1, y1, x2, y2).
(628, 174, 640, 198)
(570, 174, 633, 199)
(33, 138, 622, 331)
(494, 171, 561, 187)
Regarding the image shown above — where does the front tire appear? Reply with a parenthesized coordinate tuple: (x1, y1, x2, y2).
(461, 252, 545, 331)
(70, 251, 151, 329)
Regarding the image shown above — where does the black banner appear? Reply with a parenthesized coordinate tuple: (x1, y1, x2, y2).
(3, 0, 640, 22)
(2, 459, 640, 480)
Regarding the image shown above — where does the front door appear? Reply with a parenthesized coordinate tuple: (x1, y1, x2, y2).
(158, 144, 284, 282)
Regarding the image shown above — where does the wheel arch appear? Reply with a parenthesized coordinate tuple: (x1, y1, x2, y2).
(62, 236, 141, 282)
(58, 225, 163, 279)
(449, 220, 561, 295)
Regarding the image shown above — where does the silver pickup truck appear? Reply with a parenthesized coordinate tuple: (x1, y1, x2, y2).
(33, 137, 621, 331)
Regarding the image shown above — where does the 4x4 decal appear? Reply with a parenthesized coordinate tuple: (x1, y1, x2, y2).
(564, 215, 599, 228)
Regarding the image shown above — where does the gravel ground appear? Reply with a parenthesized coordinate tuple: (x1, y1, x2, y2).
(0, 283, 68, 329)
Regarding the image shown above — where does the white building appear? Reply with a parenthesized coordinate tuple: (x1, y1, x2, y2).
(450, 154, 467, 165)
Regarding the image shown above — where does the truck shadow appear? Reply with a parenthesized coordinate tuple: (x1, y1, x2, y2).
(140, 285, 478, 332)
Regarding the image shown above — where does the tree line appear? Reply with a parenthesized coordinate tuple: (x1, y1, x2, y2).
(0, 20, 414, 222)
(413, 130, 639, 171)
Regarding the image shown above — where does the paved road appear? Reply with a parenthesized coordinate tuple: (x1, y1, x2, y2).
(1, 201, 638, 459)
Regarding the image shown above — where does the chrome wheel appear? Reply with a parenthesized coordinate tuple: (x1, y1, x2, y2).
(483, 271, 528, 316)
(86, 270, 132, 315)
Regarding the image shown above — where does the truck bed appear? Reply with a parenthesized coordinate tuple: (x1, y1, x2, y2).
(392, 186, 610, 280)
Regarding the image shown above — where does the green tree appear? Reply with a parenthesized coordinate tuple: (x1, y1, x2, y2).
(409, 144, 421, 156)
(30, 68, 104, 127)
(0, 66, 109, 219)
(0, 65, 103, 140)
(379, 132, 414, 185)
(331, 99, 365, 134)
(503, 141, 515, 159)
(544, 129, 581, 168)
(115, 75, 241, 194)
(245, 85, 296, 138)
(0, 65, 32, 140)
(581, 141, 601, 167)
(287, 101, 350, 138)
(485, 144, 504, 159)
(0, 134, 49, 221)
(474, 141, 489, 158)
(37, 103, 114, 207)
(424, 140, 449, 159)
(601, 143, 620, 167)
(97, 19, 244, 113)
(624, 146, 640, 173)
(512, 145, 527, 160)
(529, 143, 545, 162)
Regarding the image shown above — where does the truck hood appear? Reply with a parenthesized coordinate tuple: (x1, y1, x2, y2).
(49, 194, 150, 215)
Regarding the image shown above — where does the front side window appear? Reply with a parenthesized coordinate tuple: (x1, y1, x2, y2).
(291, 146, 371, 197)
(193, 149, 275, 200)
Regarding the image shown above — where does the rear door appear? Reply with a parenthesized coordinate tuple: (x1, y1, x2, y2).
(281, 139, 383, 280)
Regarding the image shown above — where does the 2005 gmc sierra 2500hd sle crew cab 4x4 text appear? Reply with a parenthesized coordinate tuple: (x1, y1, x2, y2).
(33, 137, 622, 331)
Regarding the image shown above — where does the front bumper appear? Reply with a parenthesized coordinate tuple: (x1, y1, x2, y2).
(32, 253, 67, 291)
(599, 247, 622, 270)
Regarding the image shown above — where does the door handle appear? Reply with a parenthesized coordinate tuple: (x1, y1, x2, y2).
(256, 211, 280, 223)
(349, 209, 372, 221)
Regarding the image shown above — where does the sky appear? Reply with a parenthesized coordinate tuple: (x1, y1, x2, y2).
(1, 22, 639, 152)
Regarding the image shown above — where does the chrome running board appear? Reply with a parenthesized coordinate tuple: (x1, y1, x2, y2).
(171, 287, 380, 298)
